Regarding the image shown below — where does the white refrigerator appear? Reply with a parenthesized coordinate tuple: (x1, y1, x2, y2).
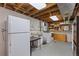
(5, 15, 30, 56)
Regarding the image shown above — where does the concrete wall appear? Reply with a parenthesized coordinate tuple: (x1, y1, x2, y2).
(0, 7, 43, 55)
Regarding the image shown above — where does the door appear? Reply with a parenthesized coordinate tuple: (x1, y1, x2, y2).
(8, 33, 30, 56)
(73, 16, 79, 56)
(76, 16, 79, 56)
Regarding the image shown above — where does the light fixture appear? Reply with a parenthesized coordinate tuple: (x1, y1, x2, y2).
(50, 16, 59, 21)
(29, 3, 46, 10)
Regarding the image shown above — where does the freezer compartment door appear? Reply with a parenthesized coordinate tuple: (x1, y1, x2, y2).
(8, 15, 30, 33)
(8, 33, 30, 56)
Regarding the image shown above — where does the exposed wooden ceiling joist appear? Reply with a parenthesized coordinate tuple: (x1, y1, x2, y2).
(5, 4, 15, 11)
(36, 9, 60, 19)
(0, 3, 4, 7)
(0, 3, 63, 23)
(32, 6, 58, 18)
(36, 16, 52, 22)
(24, 7, 33, 14)
(14, 4, 24, 11)
(29, 4, 56, 16)
(4, 3, 6, 7)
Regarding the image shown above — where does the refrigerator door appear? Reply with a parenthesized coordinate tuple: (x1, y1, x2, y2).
(8, 15, 30, 33)
(8, 33, 30, 56)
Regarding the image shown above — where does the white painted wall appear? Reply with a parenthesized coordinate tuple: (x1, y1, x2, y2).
(0, 7, 43, 55)
(42, 32, 52, 44)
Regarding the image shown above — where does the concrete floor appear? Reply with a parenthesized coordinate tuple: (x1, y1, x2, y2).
(32, 41, 73, 56)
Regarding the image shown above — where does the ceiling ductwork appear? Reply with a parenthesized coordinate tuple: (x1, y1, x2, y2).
(57, 3, 76, 21)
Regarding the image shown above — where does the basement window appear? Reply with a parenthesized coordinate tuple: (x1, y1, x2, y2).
(29, 3, 46, 10)
(50, 16, 59, 21)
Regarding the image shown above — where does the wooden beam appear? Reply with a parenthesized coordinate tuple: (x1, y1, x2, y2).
(37, 14, 63, 22)
(4, 3, 6, 7)
(38, 10, 60, 18)
(15, 3, 24, 11)
(36, 16, 52, 23)
(33, 7, 58, 18)
(29, 4, 56, 16)
(4, 3, 16, 11)
(14, 3, 33, 14)
(23, 7, 34, 14)
(51, 11, 60, 15)
(28, 10, 39, 16)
